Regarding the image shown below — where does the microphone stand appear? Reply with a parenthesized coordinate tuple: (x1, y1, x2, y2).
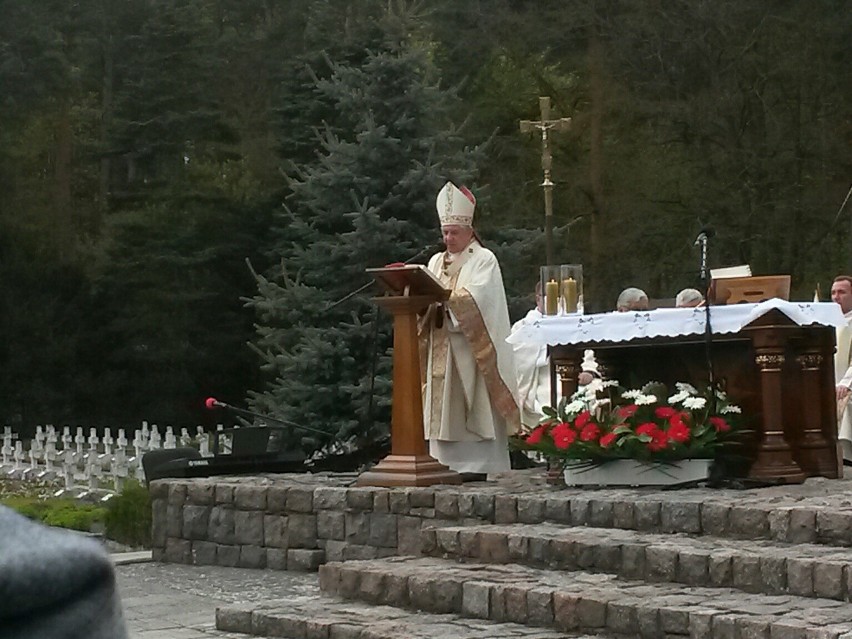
(696, 232, 717, 413)
(211, 401, 330, 437)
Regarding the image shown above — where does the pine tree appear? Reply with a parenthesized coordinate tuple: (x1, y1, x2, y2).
(246, 2, 485, 454)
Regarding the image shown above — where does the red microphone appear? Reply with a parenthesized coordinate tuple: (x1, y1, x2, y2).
(205, 397, 225, 410)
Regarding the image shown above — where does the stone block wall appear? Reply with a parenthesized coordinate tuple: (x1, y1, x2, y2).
(150, 473, 852, 573)
(150, 476, 503, 571)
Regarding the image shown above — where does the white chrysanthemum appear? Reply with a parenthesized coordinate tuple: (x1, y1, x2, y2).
(683, 396, 707, 409)
(635, 394, 657, 405)
(675, 382, 698, 395)
(668, 391, 689, 404)
(566, 399, 586, 414)
(593, 398, 611, 409)
(622, 389, 642, 399)
(601, 379, 619, 388)
(720, 404, 742, 414)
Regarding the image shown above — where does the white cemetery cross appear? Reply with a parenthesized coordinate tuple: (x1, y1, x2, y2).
(75, 427, 86, 463)
(132, 428, 145, 460)
(102, 429, 114, 457)
(141, 421, 151, 451)
(88, 427, 99, 454)
(86, 446, 101, 491)
(112, 443, 128, 492)
(26, 443, 39, 478)
(62, 449, 75, 491)
(164, 425, 176, 449)
(197, 426, 210, 457)
(43, 427, 57, 476)
(33, 426, 45, 458)
(61, 426, 72, 458)
(1, 429, 12, 466)
(148, 424, 162, 450)
(13, 441, 24, 475)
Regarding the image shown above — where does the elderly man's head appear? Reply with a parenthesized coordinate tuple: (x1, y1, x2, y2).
(676, 288, 704, 308)
(616, 287, 649, 312)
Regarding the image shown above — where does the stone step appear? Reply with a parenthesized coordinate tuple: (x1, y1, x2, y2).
(215, 595, 600, 638)
(318, 556, 852, 639)
(423, 523, 852, 601)
(486, 488, 852, 548)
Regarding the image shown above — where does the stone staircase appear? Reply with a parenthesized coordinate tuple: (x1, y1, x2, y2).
(214, 478, 852, 639)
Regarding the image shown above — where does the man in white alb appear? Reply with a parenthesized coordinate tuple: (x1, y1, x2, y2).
(830, 275, 852, 465)
(421, 182, 520, 480)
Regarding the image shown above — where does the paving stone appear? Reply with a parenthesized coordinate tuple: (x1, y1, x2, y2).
(435, 493, 460, 520)
(518, 497, 546, 524)
(661, 500, 701, 533)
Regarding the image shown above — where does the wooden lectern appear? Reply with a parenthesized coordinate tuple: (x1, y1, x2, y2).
(710, 275, 791, 305)
(356, 265, 462, 487)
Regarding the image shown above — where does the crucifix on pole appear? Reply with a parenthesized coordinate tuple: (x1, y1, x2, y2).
(519, 96, 571, 266)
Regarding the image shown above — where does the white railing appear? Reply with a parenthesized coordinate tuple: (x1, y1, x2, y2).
(0, 423, 220, 500)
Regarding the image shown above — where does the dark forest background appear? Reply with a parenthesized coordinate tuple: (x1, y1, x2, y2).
(1, 0, 849, 446)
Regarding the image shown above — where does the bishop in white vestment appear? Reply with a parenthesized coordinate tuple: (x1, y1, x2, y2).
(421, 182, 520, 477)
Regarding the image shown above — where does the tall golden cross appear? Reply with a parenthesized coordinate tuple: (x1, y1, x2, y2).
(520, 97, 571, 266)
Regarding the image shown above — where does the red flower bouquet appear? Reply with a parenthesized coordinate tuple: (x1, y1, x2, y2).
(512, 380, 742, 466)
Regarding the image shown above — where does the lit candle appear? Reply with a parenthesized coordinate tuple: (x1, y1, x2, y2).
(545, 279, 559, 315)
(563, 277, 578, 313)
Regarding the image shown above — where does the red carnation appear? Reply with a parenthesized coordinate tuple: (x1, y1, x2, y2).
(635, 422, 658, 437)
(654, 406, 677, 419)
(526, 425, 547, 445)
(647, 430, 669, 452)
(551, 422, 577, 449)
(574, 411, 592, 428)
(599, 432, 618, 448)
(616, 404, 638, 419)
(580, 422, 601, 442)
(667, 421, 690, 443)
(709, 416, 731, 433)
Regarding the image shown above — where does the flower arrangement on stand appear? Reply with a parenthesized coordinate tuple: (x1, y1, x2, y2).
(512, 379, 744, 486)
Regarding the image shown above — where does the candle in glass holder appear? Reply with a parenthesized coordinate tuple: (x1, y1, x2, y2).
(562, 277, 578, 313)
(545, 279, 559, 315)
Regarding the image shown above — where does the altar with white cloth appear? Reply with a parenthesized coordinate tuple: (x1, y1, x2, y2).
(507, 300, 846, 483)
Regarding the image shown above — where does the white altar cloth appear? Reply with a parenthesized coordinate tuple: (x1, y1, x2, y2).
(505, 299, 845, 347)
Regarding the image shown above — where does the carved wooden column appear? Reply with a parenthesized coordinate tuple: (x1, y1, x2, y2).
(748, 346, 806, 483)
(794, 336, 840, 478)
(553, 347, 582, 401)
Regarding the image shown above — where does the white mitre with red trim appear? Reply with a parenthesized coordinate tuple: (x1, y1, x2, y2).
(436, 181, 476, 227)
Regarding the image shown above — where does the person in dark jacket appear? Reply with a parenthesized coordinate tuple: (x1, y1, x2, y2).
(0, 505, 128, 639)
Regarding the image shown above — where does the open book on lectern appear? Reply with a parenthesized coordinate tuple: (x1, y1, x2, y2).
(366, 264, 450, 301)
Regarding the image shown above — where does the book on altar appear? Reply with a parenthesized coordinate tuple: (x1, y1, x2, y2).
(366, 264, 450, 300)
(710, 264, 752, 279)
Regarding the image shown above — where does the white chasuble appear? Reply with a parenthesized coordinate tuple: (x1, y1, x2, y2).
(421, 241, 520, 474)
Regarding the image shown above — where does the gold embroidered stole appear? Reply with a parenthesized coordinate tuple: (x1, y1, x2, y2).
(448, 290, 520, 426)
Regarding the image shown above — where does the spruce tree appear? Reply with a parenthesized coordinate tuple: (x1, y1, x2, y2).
(246, 3, 485, 454)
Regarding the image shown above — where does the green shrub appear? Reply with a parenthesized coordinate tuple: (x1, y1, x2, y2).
(1, 496, 106, 532)
(104, 481, 152, 548)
